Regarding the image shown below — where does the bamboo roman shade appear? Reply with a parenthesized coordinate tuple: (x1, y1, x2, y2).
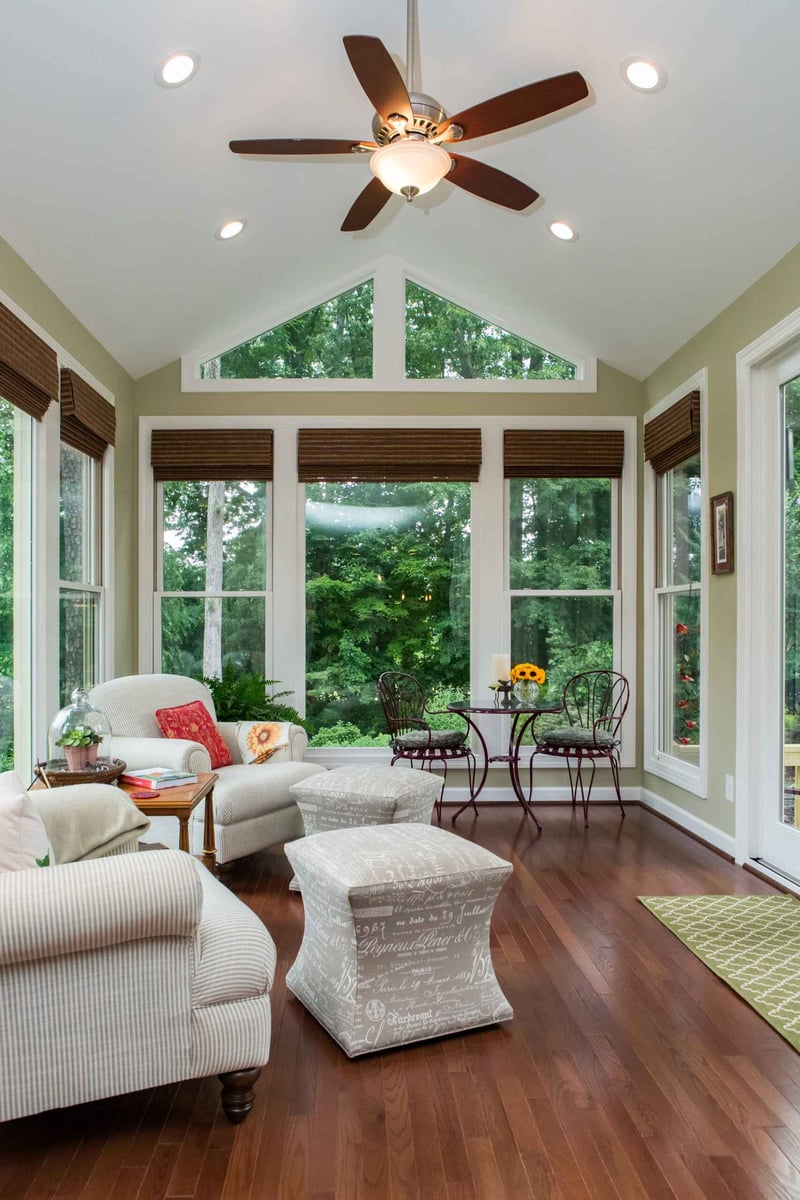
(60, 369, 116, 459)
(644, 391, 701, 475)
(297, 428, 482, 482)
(0, 300, 58, 420)
(503, 429, 625, 478)
(150, 429, 274, 481)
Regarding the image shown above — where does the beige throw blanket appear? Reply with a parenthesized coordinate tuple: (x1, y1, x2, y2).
(30, 784, 150, 863)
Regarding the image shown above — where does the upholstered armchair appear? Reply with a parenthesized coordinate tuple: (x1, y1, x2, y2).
(90, 674, 326, 865)
(0, 849, 275, 1123)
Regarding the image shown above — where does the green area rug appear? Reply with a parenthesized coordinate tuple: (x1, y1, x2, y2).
(639, 894, 800, 1052)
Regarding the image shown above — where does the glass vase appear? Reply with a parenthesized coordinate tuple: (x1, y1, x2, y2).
(513, 679, 539, 706)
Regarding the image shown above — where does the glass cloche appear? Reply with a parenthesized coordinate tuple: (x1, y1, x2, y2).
(48, 688, 112, 772)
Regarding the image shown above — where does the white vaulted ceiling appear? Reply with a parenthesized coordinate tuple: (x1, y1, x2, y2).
(2, 0, 800, 380)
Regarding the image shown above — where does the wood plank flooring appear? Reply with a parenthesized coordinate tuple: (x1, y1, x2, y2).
(2, 804, 798, 1200)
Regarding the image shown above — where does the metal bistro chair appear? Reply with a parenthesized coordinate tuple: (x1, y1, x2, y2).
(530, 669, 629, 826)
(377, 672, 476, 823)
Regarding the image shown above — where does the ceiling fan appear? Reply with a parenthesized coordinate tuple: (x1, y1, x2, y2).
(229, 0, 589, 232)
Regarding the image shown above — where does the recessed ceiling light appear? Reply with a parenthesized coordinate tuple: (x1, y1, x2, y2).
(549, 221, 576, 242)
(157, 51, 199, 88)
(217, 219, 246, 240)
(622, 58, 666, 92)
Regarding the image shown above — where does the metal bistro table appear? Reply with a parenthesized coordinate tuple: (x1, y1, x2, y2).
(446, 697, 563, 829)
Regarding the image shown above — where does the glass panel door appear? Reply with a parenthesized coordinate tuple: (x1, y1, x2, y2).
(783, 374, 800, 832)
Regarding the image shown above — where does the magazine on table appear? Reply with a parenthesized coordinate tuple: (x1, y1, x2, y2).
(121, 767, 198, 790)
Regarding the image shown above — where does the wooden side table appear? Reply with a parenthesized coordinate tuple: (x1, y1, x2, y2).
(120, 772, 218, 873)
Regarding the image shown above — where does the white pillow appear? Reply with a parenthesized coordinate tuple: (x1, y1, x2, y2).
(0, 770, 51, 872)
(236, 721, 291, 765)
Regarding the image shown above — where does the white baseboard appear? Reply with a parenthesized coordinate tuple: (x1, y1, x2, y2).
(639, 788, 736, 858)
(442, 785, 640, 806)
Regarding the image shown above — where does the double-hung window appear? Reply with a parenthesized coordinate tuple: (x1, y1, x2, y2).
(645, 387, 705, 791)
(505, 430, 624, 707)
(59, 443, 102, 702)
(58, 369, 116, 704)
(0, 301, 59, 772)
(151, 429, 272, 678)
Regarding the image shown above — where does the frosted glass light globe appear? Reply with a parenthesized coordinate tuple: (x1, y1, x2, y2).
(370, 139, 452, 200)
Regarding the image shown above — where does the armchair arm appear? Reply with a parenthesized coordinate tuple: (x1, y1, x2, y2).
(107, 735, 212, 775)
(0, 850, 202, 967)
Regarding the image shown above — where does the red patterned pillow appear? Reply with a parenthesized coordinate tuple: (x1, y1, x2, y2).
(155, 700, 233, 770)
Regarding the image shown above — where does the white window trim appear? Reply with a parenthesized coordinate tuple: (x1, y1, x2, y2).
(643, 369, 708, 797)
(180, 255, 598, 394)
(736, 308, 800, 866)
(138, 414, 636, 771)
(0, 285, 116, 768)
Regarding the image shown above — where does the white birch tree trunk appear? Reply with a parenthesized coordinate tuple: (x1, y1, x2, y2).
(203, 481, 225, 678)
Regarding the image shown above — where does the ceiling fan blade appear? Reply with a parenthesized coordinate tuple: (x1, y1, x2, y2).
(343, 35, 413, 125)
(440, 71, 589, 141)
(447, 154, 539, 211)
(341, 177, 392, 232)
(230, 138, 375, 156)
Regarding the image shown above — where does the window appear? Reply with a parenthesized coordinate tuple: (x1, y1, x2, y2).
(156, 479, 269, 678)
(0, 396, 33, 771)
(508, 477, 616, 702)
(184, 258, 596, 391)
(644, 383, 705, 792)
(200, 281, 374, 380)
(405, 281, 577, 381)
(654, 457, 702, 765)
(59, 444, 103, 704)
(305, 481, 471, 746)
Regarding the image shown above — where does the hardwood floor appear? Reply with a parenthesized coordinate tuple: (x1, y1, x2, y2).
(3, 804, 799, 1200)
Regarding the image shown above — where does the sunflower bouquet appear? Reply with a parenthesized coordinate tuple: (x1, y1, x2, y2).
(510, 662, 546, 686)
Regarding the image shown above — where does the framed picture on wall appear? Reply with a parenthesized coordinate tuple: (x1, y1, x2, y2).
(711, 491, 734, 574)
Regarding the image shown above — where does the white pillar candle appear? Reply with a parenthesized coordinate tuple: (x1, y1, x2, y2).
(491, 653, 511, 683)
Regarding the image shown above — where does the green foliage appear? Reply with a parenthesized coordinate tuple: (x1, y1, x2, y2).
(36, 852, 50, 868)
(56, 724, 102, 748)
(197, 662, 310, 732)
(405, 282, 576, 381)
(202, 282, 374, 380)
(308, 722, 387, 748)
(305, 481, 471, 740)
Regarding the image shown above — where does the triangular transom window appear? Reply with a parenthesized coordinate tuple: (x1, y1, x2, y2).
(405, 281, 576, 381)
(200, 280, 374, 380)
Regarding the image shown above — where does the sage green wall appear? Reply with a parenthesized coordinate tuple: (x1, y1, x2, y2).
(0, 235, 136, 676)
(133, 356, 645, 791)
(643, 239, 800, 836)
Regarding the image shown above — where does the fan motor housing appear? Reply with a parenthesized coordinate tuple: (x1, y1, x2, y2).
(371, 91, 454, 144)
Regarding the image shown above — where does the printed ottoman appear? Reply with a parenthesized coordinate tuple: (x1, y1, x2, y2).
(289, 765, 440, 834)
(287, 765, 441, 890)
(285, 823, 513, 1056)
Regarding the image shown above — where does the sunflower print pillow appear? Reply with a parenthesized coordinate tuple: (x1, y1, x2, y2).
(237, 721, 291, 765)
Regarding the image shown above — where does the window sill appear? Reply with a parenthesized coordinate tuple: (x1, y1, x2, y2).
(644, 752, 706, 798)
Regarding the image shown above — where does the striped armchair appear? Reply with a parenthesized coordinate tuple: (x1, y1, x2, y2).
(0, 850, 275, 1124)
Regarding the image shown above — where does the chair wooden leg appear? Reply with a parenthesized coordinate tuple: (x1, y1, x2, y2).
(610, 754, 625, 818)
(219, 1067, 261, 1124)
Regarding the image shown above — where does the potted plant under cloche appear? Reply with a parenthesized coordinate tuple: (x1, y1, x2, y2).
(56, 724, 104, 771)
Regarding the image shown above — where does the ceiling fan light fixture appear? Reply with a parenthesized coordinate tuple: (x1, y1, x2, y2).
(549, 220, 576, 241)
(622, 58, 666, 92)
(370, 139, 452, 201)
(157, 51, 200, 87)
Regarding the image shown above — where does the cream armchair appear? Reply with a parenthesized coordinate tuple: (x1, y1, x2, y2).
(0, 849, 274, 1123)
(90, 674, 326, 865)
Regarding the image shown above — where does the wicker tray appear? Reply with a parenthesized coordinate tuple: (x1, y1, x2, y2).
(33, 758, 127, 788)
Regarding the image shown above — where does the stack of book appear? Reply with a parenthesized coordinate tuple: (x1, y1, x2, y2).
(121, 767, 198, 790)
